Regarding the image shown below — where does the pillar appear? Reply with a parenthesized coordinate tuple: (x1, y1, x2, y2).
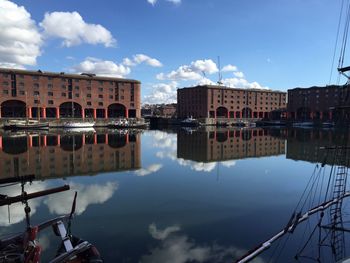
(28, 107, 32, 119)
(42, 107, 46, 119)
(0, 107, 2, 118)
(125, 108, 129, 119)
(126, 133, 129, 144)
(43, 135, 47, 147)
(82, 108, 85, 120)
(0, 136, 2, 149)
(105, 108, 108, 119)
(28, 135, 33, 147)
(94, 134, 97, 144)
(82, 134, 85, 145)
(105, 134, 109, 145)
(57, 135, 60, 146)
(56, 107, 60, 119)
(93, 109, 97, 119)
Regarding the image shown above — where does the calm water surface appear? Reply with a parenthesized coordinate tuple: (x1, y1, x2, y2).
(0, 127, 349, 262)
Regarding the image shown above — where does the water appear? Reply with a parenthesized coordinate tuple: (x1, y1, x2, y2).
(0, 127, 349, 262)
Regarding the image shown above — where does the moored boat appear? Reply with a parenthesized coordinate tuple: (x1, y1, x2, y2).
(3, 120, 49, 130)
(180, 116, 200, 127)
(62, 121, 95, 128)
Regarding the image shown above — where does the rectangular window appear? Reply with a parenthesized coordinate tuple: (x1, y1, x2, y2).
(87, 101, 92, 106)
(98, 94, 103, 98)
(109, 95, 113, 99)
(34, 99, 39, 104)
(87, 86, 91, 90)
(3, 90, 8, 94)
(33, 91, 40, 95)
(75, 86, 79, 90)
(87, 94, 91, 98)
(48, 84, 53, 89)
(98, 87, 103, 92)
(48, 92, 53, 96)
(74, 79, 79, 83)
(2, 81, 9, 86)
(75, 93, 79, 97)
(61, 92, 66, 97)
(19, 90, 25, 95)
(48, 100, 54, 105)
(32, 75, 39, 80)
(33, 83, 39, 88)
(98, 102, 103, 106)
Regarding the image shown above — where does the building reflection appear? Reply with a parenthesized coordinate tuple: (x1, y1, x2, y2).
(177, 127, 286, 162)
(285, 128, 350, 166)
(0, 130, 141, 179)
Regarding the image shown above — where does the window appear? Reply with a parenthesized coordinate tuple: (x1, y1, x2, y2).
(98, 94, 103, 98)
(75, 93, 79, 97)
(98, 87, 103, 92)
(2, 81, 9, 86)
(33, 91, 40, 95)
(61, 92, 66, 97)
(19, 82, 24, 86)
(48, 84, 53, 89)
(19, 90, 25, 95)
(99, 80, 103, 85)
(98, 102, 103, 106)
(48, 100, 54, 105)
(87, 94, 91, 98)
(87, 101, 92, 106)
(3, 90, 8, 94)
(34, 83, 39, 88)
(34, 99, 39, 104)
(32, 75, 39, 80)
(109, 95, 113, 99)
(87, 86, 91, 90)
(48, 77, 53, 81)
(18, 74, 24, 79)
(61, 85, 66, 89)
(75, 86, 79, 90)
(48, 92, 53, 96)
(109, 88, 113, 92)
(74, 79, 79, 83)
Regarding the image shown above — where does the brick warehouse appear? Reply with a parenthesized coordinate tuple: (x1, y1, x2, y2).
(287, 85, 350, 122)
(0, 68, 141, 120)
(177, 85, 287, 120)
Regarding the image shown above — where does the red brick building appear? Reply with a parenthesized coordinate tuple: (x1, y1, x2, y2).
(0, 68, 141, 120)
(177, 85, 287, 119)
(287, 85, 350, 122)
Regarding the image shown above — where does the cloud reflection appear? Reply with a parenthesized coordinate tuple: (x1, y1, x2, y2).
(0, 182, 47, 226)
(135, 164, 163, 176)
(141, 223, 265, 263)
(44, 182, 118, 215)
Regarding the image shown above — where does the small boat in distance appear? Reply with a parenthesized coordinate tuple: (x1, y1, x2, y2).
(180, 116, 200, 127)
(292, 121, 314, 128)
(3, 119, 49, 130)
(62, 121, 95, 129)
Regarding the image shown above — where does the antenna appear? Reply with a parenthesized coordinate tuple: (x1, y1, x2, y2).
(217, 56, 223, 85)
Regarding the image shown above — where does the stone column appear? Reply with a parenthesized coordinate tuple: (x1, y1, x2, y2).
(93, 109, 97, 119)
(82, 108, 85, 120)
(43, 135, 47, 147)
(0, 136, 2, 150)
(28, 107, 32, 119)
(56, 107, 60, 119)
(105, 134, 109, 145)
(105, 108, 108, 119)
(57, 135, 61, 146)
(125, 108, 129, 119)
(42, 107, 46, 119)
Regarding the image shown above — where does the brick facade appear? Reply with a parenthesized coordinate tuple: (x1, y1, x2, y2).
(177, 85, 286, 119)
(0, 68, 141, 119)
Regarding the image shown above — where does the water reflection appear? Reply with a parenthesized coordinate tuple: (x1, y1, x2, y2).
(0, 130, 141, 179)
(285, 128, 350, 166)
(177, 127, 286, 162)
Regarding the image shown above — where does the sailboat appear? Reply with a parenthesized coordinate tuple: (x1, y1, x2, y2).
(4, 92, 49, 130)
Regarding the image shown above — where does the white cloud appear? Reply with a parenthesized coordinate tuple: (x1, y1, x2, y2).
(40, 11, 116, 47)
(44, 182, 118, 215)
(222, 64, 238, 72)
(142, 223, 266, 263)
(72, 57, 131, 78)
(156, 59, 218, 81)
(222, 77, 269, 90)
(136, 164, 163, 176)
(123, 54, 162, 67)
(221, 160, 236, 168)
(0, 0, 42, 68)
(167, 0, 182, 4)
(143, 81, 178, 104)
(233, 71, 244, 78)
(147, 0, 158, 5)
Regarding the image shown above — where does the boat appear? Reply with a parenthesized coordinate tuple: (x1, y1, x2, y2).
(292, 121, 314, 128)
(0, 175, 103, 263)
(180, 116, 200, 127)
(62, 121, 95, 129)
(3, 119, 49, 130)
(108, 119, 149, 129)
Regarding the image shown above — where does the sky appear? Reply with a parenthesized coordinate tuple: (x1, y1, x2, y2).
(0, 0, 346, 104)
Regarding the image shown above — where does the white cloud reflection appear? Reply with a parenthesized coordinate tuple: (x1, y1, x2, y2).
(135, 164, 163, 176)
(142, 223, 265, 263)
(44, 182, 118, 215)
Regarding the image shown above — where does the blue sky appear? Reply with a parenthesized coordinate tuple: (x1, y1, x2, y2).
(0, 0, 345, 104)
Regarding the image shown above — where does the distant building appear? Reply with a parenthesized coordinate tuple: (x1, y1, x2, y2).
(141, 103, 177, 117)
(287, 85, 350, 122)
(177, 85, 287, 120)
(177, 128, 285, 162)
(0, 68, 141, 120)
